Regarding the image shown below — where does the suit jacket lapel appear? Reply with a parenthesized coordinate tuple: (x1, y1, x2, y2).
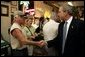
(66, 18, 75, 40)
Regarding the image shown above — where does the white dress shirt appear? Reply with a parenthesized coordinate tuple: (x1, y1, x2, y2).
(62, 16, 73, 54)
(43, 19, 59, 41)
(65, 16, 73, 40)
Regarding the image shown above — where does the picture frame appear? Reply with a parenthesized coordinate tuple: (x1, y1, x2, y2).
(11, 1, 17, 6)
(11, 7, 17, 13)
(1, 5, 9, 16)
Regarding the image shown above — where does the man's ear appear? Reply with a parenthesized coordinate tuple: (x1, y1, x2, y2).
(64, 11, 68, 15)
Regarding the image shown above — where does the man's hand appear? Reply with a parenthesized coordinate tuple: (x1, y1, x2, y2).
(36, 40, 47, 47)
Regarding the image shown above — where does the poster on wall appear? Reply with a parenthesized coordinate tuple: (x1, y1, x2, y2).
(25, 9, 35, 15)
(11, 7, 17, 13)
(1, 5, 9, 16)
(11, 1, 17, 6)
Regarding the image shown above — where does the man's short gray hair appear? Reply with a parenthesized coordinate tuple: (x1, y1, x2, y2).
(13, 11, 27, 19)
(61, 4, 73, 15)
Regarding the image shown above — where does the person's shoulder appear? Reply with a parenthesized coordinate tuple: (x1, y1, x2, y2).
(74, 19, 84, 24)
(73, 19, 84, 28)
(10, 23, 22, 32)
(10, 23, 19, 29)
(11, 23, 20, 28)
(55, 22, 60, 25)
(43, 21, 49, 26)
(23, 26, 27, 30)
(31, 26, 36, 30)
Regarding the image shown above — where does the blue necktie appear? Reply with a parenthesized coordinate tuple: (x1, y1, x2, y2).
(62, 22, 68, 54)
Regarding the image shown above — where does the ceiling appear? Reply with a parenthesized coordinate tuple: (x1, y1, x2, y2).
(72, 1, 84, 6)
(44, 1, 84, 7)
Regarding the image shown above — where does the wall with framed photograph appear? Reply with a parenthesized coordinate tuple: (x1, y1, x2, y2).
(1, 5, 9, 16)
(11, 1, 18, 13)
(11, 7, 17, 13)
(1, 1, 18, 44)
(11, 1, 17, 6)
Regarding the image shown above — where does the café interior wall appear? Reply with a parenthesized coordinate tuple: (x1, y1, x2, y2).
(34, 1, 53, 18)
(1, 1, 18, 42)
(1, 2, 11, 42)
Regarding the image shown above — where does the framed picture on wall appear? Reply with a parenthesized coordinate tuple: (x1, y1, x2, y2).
(1, 5, 9, 16)
(11, 1, 17, 6)
(11, 7, 17, 13)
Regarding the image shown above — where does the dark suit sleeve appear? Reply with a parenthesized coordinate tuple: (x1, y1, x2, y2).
(80, 21, 84, 56)
(47, 35, 59, 48)
(76, 20, 84, 56)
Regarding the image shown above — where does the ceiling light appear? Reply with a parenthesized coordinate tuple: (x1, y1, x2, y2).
(68, 2, 73, 6)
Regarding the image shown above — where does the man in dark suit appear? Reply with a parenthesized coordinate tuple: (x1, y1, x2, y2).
(40, 4, 84, 56)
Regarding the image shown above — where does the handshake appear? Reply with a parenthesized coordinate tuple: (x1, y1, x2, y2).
(36, 40, 47, 47)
